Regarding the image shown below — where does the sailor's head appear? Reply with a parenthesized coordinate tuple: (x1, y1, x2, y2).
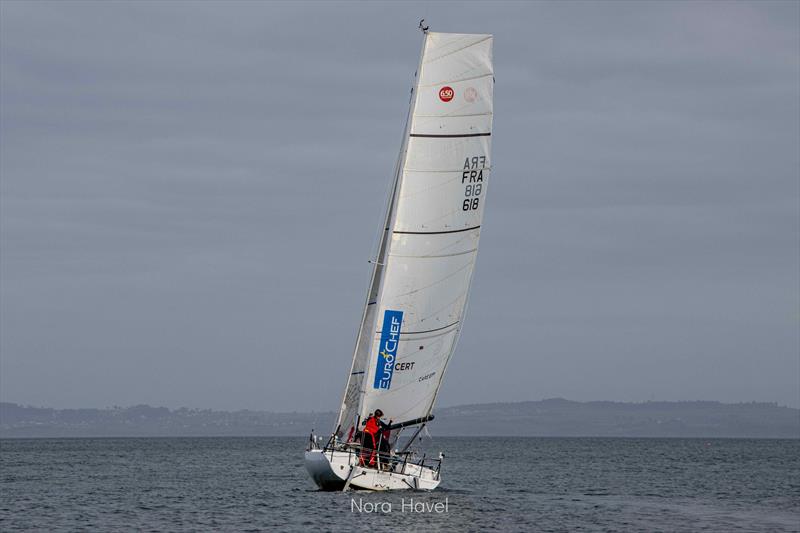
(374, 409, 384, 418)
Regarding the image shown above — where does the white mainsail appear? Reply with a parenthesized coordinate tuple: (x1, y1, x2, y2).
(336, 31, 493, 437)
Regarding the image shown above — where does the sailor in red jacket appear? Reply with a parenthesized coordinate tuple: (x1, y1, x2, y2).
(361, 409, 391, 467)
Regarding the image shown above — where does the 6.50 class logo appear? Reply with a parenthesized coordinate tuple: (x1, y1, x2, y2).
(439, 86, 454, 102)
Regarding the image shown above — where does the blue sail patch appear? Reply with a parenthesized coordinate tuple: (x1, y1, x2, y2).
(373, 310, 403, 390)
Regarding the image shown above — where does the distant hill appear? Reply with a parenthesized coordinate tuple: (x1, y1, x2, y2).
(0, 403, 327, 438)
(1, 399, 797, 438)
(434, 399, 799, 438)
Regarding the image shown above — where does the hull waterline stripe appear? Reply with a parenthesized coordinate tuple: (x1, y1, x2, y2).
(410, 132, 491, 138)
(394, 225, 480, 235)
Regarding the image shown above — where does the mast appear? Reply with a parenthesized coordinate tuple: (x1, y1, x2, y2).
(333, 25, 430, 435)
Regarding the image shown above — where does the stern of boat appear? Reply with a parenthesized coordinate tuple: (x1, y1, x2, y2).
(304, 433, 443, 491)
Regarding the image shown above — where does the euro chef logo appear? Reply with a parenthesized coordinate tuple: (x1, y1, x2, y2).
(373, 310, 403, 390)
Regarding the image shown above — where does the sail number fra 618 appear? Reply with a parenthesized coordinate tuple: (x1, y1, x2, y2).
(462, 155, 486, 211)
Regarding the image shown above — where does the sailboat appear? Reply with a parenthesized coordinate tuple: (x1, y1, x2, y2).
(305, 23, 493, 491)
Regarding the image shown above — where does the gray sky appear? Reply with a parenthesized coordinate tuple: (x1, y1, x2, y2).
(1, 1, 798, 412)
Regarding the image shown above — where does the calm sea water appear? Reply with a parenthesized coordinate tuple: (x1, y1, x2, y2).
(1, 437, 798, 532)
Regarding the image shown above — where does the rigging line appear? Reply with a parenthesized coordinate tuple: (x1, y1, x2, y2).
(394, 225, 480, 235)
(410, 132, 491, 138)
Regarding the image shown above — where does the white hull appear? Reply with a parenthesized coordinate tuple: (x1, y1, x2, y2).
(304, 449, 441, 491)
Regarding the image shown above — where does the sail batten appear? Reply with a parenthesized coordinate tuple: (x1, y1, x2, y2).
(409, 132, 491, 137)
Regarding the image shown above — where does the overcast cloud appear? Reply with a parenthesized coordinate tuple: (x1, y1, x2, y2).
(1, 1, 798, 411)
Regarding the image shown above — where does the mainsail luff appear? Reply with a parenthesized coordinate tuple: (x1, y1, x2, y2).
(334, 32, 430, 437)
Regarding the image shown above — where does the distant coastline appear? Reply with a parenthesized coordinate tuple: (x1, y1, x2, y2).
(1, 399, 797, 439)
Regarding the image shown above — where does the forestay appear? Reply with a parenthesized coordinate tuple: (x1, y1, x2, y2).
(336, 32, 493, 437)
